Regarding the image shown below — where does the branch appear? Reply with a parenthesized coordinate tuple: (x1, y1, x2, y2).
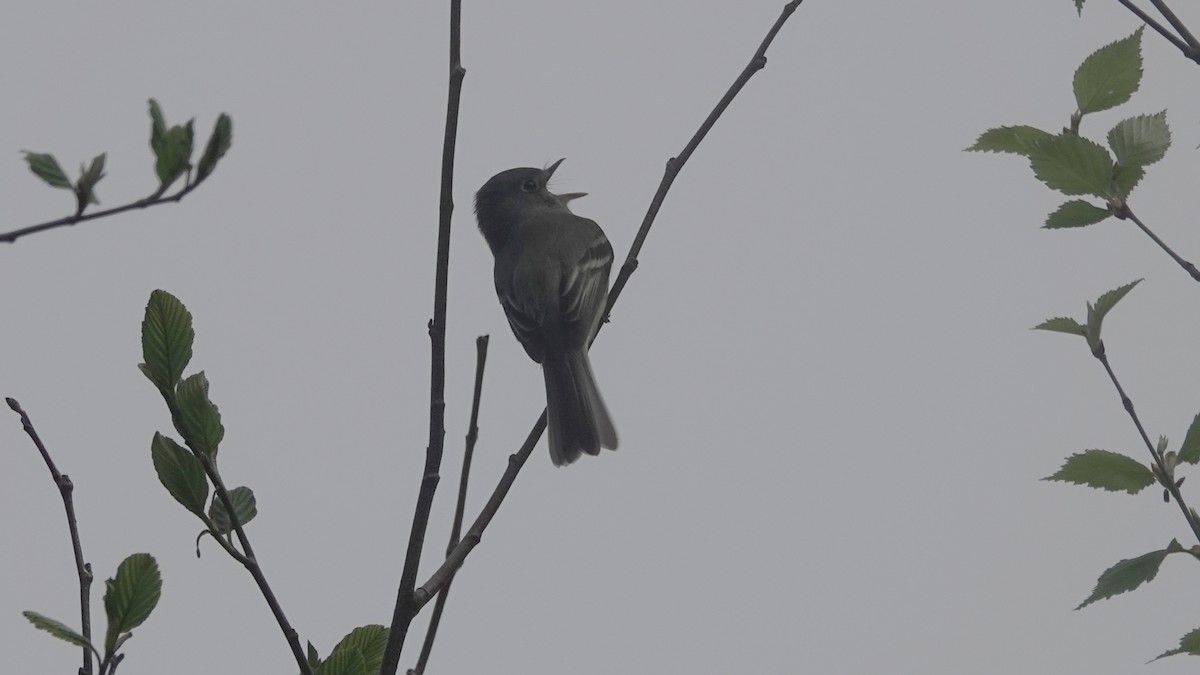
(414, 0, 808, 608)
(0, 179, 205, 245)
(1114, 204, 1200, 282)
(380, 0, 465, 672)
(190, 450, 312, 675)
(1091, 345, 1200, 542)
(7, 398, 94, 675)
(1148, 0, 1200, 49)
(1115, 0, 1200, 63)
(409, 335, 489, 675)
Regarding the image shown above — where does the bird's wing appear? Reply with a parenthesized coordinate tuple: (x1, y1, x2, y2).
(559, 227, 614, 348)
(498, 284, 546, 363)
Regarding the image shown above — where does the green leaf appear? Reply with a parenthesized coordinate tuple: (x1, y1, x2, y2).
(1108, 111, 1170, 167)
(1033, 317, 1086, 336)
(148, 100, 194, 190)
(1178, 414, 1200, 465)
(140, 290, 194, 394)
(1090, 279, 1142, 340)
(1153, 627, 1200, 661)
(317, 647, 368, 675)
(103, 554, 162, 652)
(75, 153, 107, 206)
(1027, 134, 1114, 197)
(175, 372, 224, 457)
(307, 641, 323, 672)
(1111, 163, 1144, 199)
(1043, 449, 1154, 493)
(151, 432, 209, 516)
(197, 113, 233, 183)
(209, 486, 257, 535)
(1075, 0, 1085, 15)
(22, 611, 96, 653)
(324, 625, 387, 675)
(1044, 200, 1111, 229)
(966, 126, 1053, 155)
(1073, 27, 1144, 116)
(1076, 540, 1181, 609)
(22, 151, 72, 189)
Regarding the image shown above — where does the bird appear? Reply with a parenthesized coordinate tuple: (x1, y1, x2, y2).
(475, 158, 619, 465)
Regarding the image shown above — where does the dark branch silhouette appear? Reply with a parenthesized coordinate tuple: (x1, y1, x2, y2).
(1115, 0, 1200, 63)
(380, 0, 466, 672)
(409, 335, 489, 675)
(1114, 204, 1200, 282)
(7, 398, 95, 675)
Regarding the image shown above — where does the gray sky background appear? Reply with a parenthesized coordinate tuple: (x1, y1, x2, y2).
(4, 2, 1200, 673)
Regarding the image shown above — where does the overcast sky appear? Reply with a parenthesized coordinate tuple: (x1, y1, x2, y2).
(5, 2, 1200, 674)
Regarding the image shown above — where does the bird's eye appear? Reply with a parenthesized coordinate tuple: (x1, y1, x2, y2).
(521, 179, 538, 193)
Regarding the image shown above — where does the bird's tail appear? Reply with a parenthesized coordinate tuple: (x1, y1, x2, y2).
(543, 349, 618, 466)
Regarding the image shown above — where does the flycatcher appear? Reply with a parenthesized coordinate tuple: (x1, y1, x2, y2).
(475, 159, 619, 465)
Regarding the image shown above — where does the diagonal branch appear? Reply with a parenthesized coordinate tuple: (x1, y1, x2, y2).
(1114, 0, 1200, 63)
(1114, 204, 1200, 282)
(7, 398, 95, 675)
(408, 335, 490, 675)
(414, 0, 808, 609)
(0, 180, 205, 245)
(380, 1, 466, 673)
(1147, 0, 1199, 49)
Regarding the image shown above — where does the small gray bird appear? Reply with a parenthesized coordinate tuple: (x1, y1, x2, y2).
(475, 159, 618, 465)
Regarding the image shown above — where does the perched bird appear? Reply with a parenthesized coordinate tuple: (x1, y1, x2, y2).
(475, 159, 618, 465)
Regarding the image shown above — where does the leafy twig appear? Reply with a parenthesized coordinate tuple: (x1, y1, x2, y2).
(1091, 344, 1200, 542)
(379, 1, 466, 672)
(0, 175, 203, 245)
(414, 0, 808, 609)
(7, 397, 94, 675)
(1114, 204, 1200, 282)
(409, 335, 490, 675)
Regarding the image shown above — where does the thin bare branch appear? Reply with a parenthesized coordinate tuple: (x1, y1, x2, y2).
(380, 0, 466, 672)
(7, 398, 94, 675)
(415, 0, 808, 608)
(1114, 0, 1200, 63)
(409, 335, 490, 675)
(1148, 0, 1199, 49)
(1115, 204, 1200, 282)
(0, 179, 204, 245)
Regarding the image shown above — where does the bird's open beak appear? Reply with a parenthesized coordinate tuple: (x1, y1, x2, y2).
(545, 157, 566, 178)
(545, 158, 586, 204)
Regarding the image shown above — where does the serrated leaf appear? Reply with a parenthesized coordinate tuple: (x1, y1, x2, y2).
(1044, 200, 1111, 229)
(1074, 27, 1144, 115)
(1090, 279, 1142, 341)
(1108, 111, 1170, 167)
(1077, 541, 1178, 609)
(22, 611, 96, 652)
(1152, 627, 1200, 661)
(75, 153, 107, 206)
(1027, 134, 1114, 197)
(317, 647, 368, 675)
(197, 113, 233, 183)
(175, 372, 224, 457)
(1033, 317, 1086, 336)
(151, 432, 209, 516)
(307, 641, 323, 671)
(966, 125, 1053, 155)
(148, 99, 167, 154)
(22, 151, 72, 189)
(140, 290, 194, 394)
(1111, 163, 1144, 199)
(209, 486, 257, 535)
(1178, 413, 1200, 465)
(324, 625, 386, 675)
(103, 554, 162, 652)
(1043, 449, 1154, 493)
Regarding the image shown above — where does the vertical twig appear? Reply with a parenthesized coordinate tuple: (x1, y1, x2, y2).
(381, 1, 465, 673)
(7, 398, 94, 675)
(414, 0, 808, 607)
(409, 335, 489, 675)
